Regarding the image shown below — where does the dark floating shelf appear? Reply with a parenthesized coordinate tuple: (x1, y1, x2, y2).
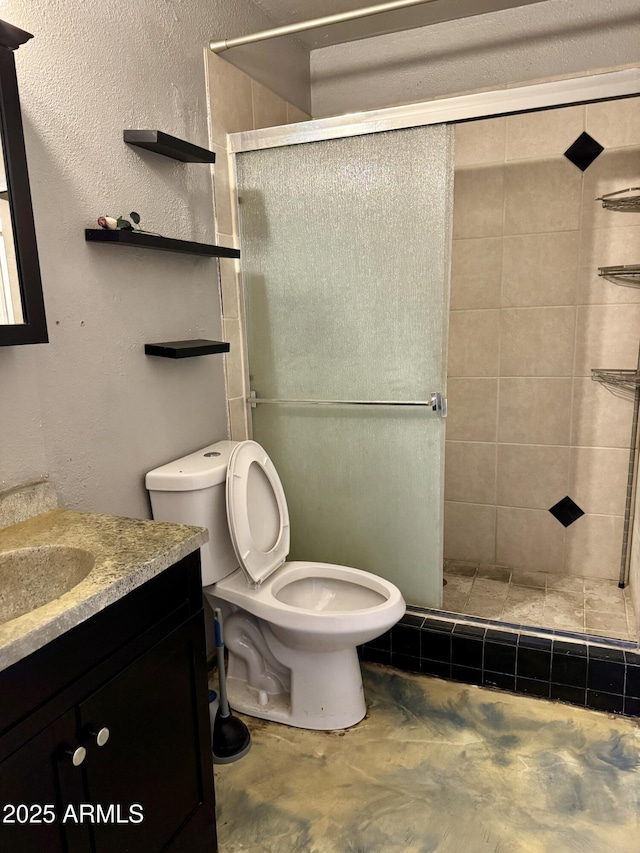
(145, 340, 230, 359)
(85, 229, 240, 258)
(124, 130, 216, 163)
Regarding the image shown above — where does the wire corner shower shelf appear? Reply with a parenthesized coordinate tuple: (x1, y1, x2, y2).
(591, 368, 640, 392)
(598, 264, 640, 285)
(596, 186, 640, 213)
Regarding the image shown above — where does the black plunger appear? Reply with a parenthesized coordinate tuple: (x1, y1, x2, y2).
(212, 608, 251, 764)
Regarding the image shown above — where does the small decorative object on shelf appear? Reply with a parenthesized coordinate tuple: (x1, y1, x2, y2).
(97, 211, 162, 235)
(124, 130, 216, 164)
(596, 187, 640, 213)
(145, 339, 230, 359)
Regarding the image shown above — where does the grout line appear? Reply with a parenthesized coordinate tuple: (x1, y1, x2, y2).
(444, 565, 633, 640)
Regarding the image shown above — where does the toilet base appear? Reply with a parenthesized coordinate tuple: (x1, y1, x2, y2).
(222, 610, 367, 730)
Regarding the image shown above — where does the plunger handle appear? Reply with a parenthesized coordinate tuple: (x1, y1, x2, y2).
(213, 608, 231, 718)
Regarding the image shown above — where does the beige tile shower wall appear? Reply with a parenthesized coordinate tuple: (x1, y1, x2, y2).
(445, 97, 640, 580)
(205, 53, 311, 440)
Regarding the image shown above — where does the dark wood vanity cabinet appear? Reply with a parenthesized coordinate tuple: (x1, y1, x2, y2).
(0, 551, 217, 853)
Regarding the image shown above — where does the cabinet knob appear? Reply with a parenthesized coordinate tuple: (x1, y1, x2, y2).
(66, 745, 87, 766)
(91, 727, 110, 747)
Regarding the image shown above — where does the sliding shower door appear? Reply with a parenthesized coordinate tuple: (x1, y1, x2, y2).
(236, 125, 453, 607)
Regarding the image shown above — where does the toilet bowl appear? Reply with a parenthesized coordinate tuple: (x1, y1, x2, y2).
(146, 439, 405, 730)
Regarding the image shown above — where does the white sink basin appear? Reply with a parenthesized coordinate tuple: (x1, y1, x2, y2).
(0, 546, 95, 624)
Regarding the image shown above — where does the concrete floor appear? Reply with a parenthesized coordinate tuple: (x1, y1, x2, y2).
(214, 663, 640, 853)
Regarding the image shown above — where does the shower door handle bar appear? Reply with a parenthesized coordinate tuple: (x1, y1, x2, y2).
(248, 391, 447, 415)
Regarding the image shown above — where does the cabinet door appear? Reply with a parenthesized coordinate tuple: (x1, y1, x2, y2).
(79, 615, 214, 853)
(0, 709, 89, 853)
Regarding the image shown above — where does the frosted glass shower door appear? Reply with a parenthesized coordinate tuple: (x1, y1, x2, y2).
(236, 125, 453, 607)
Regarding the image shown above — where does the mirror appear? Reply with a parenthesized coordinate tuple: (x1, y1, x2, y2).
(0, 20, 47, 346)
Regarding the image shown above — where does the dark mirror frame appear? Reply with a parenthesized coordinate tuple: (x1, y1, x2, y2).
(0, 20, 47, 346)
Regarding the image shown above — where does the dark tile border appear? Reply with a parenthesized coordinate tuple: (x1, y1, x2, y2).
(360, 609, 639, 718)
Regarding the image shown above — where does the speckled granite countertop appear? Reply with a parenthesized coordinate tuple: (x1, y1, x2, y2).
(0, 508, 208, 673)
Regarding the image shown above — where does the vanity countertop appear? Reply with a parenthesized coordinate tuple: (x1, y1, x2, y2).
(0, 508, 208, 673)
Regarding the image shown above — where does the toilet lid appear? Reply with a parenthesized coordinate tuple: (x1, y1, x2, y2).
(226, 441, 290, 585)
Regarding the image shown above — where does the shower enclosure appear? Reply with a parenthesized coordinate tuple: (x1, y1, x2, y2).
(224, 69, 640, 641)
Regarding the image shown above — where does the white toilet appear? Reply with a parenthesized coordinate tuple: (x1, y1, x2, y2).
(146, 439, 405, 730)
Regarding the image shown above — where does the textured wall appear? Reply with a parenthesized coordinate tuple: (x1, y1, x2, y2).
(311, 0, 640, 116)
(0, 0, 308, 517)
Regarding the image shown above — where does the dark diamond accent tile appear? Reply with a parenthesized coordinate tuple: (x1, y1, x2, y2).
(549, 496, 585, 527)
(563, 131, 604, 171)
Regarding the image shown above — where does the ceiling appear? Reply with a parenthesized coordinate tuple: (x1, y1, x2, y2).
(248, 0, 549, 49)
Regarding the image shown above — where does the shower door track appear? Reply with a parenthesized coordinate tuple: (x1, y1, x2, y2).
(229, 69, 640, 153)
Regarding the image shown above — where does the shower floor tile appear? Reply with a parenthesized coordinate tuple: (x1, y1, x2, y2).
(214, 663, 640, 853)
(443, 561, 637, 642)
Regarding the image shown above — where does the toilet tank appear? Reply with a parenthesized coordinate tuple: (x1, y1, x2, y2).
(145, 440, 240, 586)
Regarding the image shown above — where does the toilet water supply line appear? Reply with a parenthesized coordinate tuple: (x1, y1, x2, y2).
(209, 0, 443, 52)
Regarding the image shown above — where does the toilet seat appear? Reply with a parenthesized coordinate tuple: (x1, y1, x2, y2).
(226, 440, 290, 586)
